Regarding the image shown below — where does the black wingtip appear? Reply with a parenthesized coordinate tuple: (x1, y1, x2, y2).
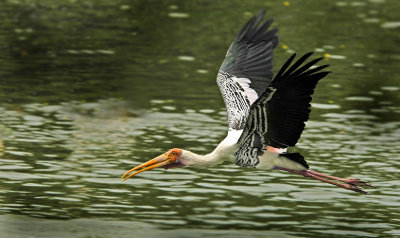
(274, 52, 331, 86)
(305, 51, 314, 57)
(275, 53, 296, 79)
(257, 8, 266, 17)
(235, 9, 278, 46)
(281, 52, 314, 78)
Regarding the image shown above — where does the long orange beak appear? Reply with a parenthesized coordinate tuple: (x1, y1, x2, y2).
(121, 154, 172, 181)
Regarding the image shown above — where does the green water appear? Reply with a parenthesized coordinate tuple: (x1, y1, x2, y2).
(0, 0, 400, 237)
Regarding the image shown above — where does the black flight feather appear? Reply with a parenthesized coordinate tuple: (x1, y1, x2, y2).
(235, 53, 330, 167)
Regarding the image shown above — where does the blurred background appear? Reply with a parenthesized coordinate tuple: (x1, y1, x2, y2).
(0, 0, 399, 237)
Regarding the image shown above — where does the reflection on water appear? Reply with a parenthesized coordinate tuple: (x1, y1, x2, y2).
(0, 0, 400, 237)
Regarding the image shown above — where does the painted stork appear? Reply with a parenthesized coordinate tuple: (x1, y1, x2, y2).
(122, 9, 372, 194)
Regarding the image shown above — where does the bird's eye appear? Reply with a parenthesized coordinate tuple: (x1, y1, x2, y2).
(171, 151, 177, 156)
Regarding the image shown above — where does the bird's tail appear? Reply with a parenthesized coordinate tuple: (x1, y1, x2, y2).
(279, 153, 309, 170)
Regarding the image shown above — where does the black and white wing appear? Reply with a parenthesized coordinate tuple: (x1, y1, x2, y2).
(217, 9, 279, 130)
(235, 53, 330, 167)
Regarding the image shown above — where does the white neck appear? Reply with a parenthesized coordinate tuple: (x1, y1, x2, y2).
(181, 129, 242, 167)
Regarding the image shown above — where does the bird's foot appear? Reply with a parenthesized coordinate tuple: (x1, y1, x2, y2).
(342, 178, 373, 188)
(342, 183, 368, 195)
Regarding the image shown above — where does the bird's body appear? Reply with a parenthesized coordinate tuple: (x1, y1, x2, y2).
(122, 9, 371, 194)
(178, 130, 304, 171)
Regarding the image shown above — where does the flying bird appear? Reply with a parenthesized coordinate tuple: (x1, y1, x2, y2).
(122, 9, 371, 194)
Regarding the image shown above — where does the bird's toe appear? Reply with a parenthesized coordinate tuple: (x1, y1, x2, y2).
(345, 178, 373, 188)
(347, 184, 368, 195)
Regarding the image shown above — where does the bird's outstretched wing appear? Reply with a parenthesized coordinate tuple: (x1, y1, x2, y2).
(235, 53, 330, 167)
(217, 9, 279, 130)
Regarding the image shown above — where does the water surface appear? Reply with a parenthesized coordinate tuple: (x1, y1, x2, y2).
(0, 0, 399, 237)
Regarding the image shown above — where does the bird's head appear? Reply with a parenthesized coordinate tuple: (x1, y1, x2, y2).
(121, 148, 186, 181)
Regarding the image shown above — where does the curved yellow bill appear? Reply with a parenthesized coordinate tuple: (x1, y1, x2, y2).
(121, 154, 170, 181)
